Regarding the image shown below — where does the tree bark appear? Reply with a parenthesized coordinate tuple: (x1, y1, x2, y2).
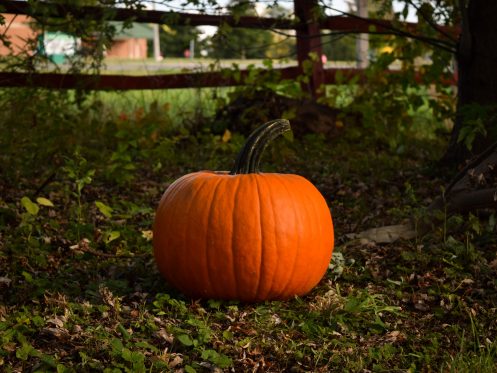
(444, 0, 497, 164)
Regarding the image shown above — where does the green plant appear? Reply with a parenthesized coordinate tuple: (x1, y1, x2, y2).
(63, 151, 95, 239)
(458, 117, 488, 150)
(456, 104, 497, 150)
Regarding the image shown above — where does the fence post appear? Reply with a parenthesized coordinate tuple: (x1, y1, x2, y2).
(294, 0, 324, 99)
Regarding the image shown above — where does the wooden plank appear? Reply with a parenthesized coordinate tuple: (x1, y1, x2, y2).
(0, 68, 301, 90)
(0, 68, 456, 91)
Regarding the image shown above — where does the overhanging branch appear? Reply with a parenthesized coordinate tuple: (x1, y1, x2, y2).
(405, 0, 458, 43)
(317, 2, 458, 53)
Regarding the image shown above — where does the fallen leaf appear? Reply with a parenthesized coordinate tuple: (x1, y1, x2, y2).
(346, 224, 416, 244)
(41, 327, 69, 339)
(169, 354, 183, 368)
(156, 328, 174, 344)
(141, 230, 153, 241)
(46, 316, 65, 328)
(0, 277, 11, 286)
(385, 330, 405, 342)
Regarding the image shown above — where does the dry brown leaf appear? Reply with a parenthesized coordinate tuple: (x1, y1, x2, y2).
(346, 224, 416, 244)
(46, 316, 65, 328)
(156, 328, 174, 344)
(0, 277, 11, 286)
(169, 354, 183, 368)
(41, 327, 70, 339)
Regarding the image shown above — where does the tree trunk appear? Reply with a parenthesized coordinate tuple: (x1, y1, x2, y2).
(444, 0, 497, 164)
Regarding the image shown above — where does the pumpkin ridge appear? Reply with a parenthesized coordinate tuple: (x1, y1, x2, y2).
(179, 175, 214, 296)
(204, 176, 226, 298)
(230, 176, 243, 299)
(297, 178, 322, 294)
(255, 175, 278, 300)
(271, 174, 301, 300)
(252, 175, 264, 300)
(294, 176, 333, 294)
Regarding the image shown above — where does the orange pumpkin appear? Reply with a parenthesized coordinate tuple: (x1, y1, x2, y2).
(153, 119, 334, 302)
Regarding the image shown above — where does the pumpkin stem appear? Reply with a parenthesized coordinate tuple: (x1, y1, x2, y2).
(230, 119, 291, 175)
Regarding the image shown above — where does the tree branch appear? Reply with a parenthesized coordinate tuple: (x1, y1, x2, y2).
(317, 1, 457, 53)
(270, 27, 457, 54)
(405, 0, 458, 43)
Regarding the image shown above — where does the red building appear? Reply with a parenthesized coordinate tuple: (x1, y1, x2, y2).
(106, 22, 153, 59)
(0, 14, 37, 56)
(0, 14, 153, 59)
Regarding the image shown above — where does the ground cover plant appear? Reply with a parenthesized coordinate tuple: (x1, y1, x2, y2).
(1, 81, 497, 372)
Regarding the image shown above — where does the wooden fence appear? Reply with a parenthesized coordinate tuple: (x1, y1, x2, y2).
(0, 0, 458, 97)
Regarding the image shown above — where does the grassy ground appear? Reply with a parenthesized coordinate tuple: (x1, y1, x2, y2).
(1, 87, 497, 372)
(101, 58, 299, 75)
(30, 57, 355, 75)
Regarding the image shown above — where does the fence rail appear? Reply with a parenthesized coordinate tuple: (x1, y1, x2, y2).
(0, 0, 459, 94)
(0, 68, 455, 91)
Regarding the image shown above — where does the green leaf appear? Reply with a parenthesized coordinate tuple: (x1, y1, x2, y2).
(201, 349, 216, 359)
(121, 347, 133, 362)
(16, 343, 32, 360)
(15, 341, 39, 360)
(201, 349, 233, 368)
(105, 231, 120, 244)
(134, 341, 159, 353)
(207, 299, 222, 309)
(21, 196, 39, 215)
(32, 315, 45, 327)
(130, 351, 145, 364)
(184, 365, 197, 373)
(222, 330, 233, 340)
(176, 334, 193, 346)
(22, 271, 33, 283)
(40, 354, 57, 368)
(36, 197, 54, 207)
(117, 323, 130, 340)
(111, 338, 124, 356)
(95, 201, 113, 218)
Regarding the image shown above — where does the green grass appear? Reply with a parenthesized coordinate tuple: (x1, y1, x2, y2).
(93, 87, 231, 124)
(1, 85, 497, 372)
